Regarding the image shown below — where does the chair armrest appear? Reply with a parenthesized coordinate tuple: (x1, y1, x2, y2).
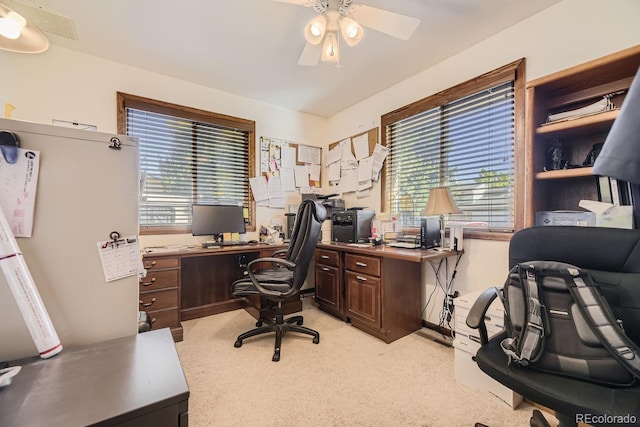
(271, 248, 288, 257)
(465, 287, 501, 345)
(245, 257, 296, 297)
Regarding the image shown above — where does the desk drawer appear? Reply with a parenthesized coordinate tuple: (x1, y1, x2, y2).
(148, 308, 179, 330)
(139, 289, 178, 311)
(142, 257, 179, 270)
(139, 269, 178, 292)
(345, 254, 380, 277)
(315, 249, 340, 267)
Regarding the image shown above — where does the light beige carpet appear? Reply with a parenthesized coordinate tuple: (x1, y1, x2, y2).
(175, 299, 556, 427)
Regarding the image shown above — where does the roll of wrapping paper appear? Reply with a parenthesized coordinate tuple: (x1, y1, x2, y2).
(0, 207, 62, 359)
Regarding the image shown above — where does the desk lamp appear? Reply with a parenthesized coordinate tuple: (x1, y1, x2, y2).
(593, 67, 640, 225)
(423, 186, 461, 251)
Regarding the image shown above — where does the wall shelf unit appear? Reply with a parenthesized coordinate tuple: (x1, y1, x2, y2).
(525, 45, 640, 226)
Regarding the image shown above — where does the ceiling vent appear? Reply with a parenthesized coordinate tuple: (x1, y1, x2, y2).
(5, 0, 78, 41)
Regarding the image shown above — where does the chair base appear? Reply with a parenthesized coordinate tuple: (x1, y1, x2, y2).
(234, 304, 319, 362)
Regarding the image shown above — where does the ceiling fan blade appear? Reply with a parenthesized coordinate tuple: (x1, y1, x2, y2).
(298, 42, 321, 66)
(272, 0, 314, 6)
(350, 4, 421, 40)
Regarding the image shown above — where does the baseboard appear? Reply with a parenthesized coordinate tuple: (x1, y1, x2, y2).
(300, 288, 315, 297)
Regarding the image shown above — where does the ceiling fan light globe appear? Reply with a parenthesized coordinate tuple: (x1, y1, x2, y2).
(304, 15, 326, 45)
(0, 18, 20, 39)
(0, 11, 26, 40)
(339, 16, 363, 47)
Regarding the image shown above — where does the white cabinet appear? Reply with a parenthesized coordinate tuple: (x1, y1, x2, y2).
(453, 290, 523, 409)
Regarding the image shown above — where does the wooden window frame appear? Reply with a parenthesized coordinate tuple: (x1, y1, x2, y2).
(116, 92, 256, 235)
(380, 59, 526, 241)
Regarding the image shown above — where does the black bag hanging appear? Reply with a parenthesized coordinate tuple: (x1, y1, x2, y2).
(501, 261, 640, 387)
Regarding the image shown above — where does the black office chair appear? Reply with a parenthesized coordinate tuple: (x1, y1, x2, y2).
(231, 199, 327, 361)
(466, 226, 640, 427)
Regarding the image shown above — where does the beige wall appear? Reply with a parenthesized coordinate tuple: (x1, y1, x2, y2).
(1, 0, 639, 326)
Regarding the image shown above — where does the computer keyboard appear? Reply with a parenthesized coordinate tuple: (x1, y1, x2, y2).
(203, 241, 247, 248)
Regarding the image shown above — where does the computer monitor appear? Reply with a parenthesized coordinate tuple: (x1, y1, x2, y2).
(191, 204, 246, 236)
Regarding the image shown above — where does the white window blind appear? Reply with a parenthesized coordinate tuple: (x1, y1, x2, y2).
(385, 81, 516, 231)
(126, 108, 250, 228)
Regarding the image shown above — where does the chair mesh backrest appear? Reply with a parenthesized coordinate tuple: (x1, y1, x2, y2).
(509, 226, 640, 344)
(286, 200, 327, 289)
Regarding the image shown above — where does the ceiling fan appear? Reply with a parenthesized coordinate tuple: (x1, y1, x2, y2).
(274, 0, 421, 67)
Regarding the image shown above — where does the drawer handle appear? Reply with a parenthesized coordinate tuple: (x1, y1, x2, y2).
(321, 255, 330, 259)
(145, 261, 157, 267)
(139, 298, 156, 308)
(151, 317, 157, 324)
(322, 267, 330, 271)
(356, 275, 368, 281)
(355, 262, 368, 267)
(469, 335, 481, 344)
(140, 278, 157, 286)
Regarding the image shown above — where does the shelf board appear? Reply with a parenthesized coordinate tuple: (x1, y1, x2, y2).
(536, 110, 618, 136)
(536, 167, 594, 180)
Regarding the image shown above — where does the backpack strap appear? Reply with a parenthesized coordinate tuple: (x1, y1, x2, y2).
(565, 267, 640, 380)
(501, 264, 546, 366)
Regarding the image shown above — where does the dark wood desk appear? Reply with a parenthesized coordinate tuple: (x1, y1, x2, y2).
(141, 244, 292, 341)
(0, 328, 189, 427)
(314, 242, 463, 343)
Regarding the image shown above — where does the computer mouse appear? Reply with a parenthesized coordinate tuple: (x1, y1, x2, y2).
(248, 240, 258, 244)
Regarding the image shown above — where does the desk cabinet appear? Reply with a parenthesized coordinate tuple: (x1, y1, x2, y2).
(314, 248, 343, 319)
(314, 243, 427, 343)
(345, 254, 381, 329)
(141, 256, 183, 342)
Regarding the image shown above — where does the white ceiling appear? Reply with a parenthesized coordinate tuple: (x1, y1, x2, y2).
(7, 0, 562, 117)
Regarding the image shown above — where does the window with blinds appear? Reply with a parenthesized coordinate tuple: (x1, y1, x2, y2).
(117, 93, 255, 234)
(382, 59, 525, 234)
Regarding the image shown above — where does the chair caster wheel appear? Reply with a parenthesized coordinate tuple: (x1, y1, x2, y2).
(313, 336, 319, 344)
(256, 321, 263, 327)
(234, 340, 242, 348)
(296, 319, 303, 326)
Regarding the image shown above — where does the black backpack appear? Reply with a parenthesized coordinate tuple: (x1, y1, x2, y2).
(501, 261, 640, 386)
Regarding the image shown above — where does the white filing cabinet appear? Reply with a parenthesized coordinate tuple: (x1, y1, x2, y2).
(453, 289, 523, 409)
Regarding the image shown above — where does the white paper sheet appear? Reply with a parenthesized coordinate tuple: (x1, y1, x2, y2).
(249, 176, 269, 202)
(358, 156, 373, 183)
(327, 144, 341, 165)
(97, 236, 143, 282)
(309, 163, 321, 181)
(328, 162, 341, 182)
(353, 134, 370, 160)
(280, 168, 296, 192)
(371, 143, 389, 181)
(0, 147, 39, 237)
(281, 145, 296, 169)
(298, 145, 321, 165)
(294, 165, 309, 187)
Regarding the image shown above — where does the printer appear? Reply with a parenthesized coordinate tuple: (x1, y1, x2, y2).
(331, 209, 375, 243)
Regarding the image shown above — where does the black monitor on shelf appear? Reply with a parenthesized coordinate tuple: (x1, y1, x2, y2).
(191, 204, 246, 240)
